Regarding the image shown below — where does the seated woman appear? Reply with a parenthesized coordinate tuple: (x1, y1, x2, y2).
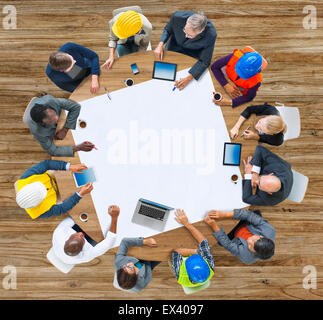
(46, 42, 100, 93)
(230, 103, 287, 146)
(210, 47, 265, 107)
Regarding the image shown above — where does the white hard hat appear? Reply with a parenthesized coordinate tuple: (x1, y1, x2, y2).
(16, 182, 47, 209)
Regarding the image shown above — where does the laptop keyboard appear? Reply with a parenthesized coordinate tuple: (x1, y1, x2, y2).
(138, 205, 165, 221)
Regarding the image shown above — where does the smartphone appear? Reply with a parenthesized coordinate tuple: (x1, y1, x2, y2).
(131, 63, 139, 75)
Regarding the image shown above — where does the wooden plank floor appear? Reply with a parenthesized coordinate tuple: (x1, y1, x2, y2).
(0, 0, 322, 300)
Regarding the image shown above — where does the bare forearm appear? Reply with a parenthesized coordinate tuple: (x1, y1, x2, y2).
(234, 116, 247, 129)
(174, 248, 197, 256)
(109, 217, 118, 234)
(185, 223, 205, 244)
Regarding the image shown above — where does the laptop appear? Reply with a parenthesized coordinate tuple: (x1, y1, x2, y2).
(131, 198, 173, 231)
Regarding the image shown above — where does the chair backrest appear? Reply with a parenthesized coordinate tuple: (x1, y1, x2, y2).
(242, 46, 268, 71)
(287, 169, 309, 202)
(46, 247, 74, 274)
(112, 6, 142, 17)
(181, 280, 210, 294)
(23, 97, 38, 124)
(275, 105, 301, 141)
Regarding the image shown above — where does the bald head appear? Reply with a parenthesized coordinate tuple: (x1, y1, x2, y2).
(64, 232, 85, 256)
(259, 175, 281, 193)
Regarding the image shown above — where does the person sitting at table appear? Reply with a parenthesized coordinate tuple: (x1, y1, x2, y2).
(27, 94, 95, 157)
(46, 42, 100, 93)
(103, 6, 152, 69)
(171, 209, 214, 289)
(114, 236, 160, 292)
(210, 47, 265, 107)
(52, 205, 120, 265)
(242, 145, 293, 206)
(154, 11, 217, 90)
(15, 160, 93, 219)
(230, 103, 287, 146)
(206, 209, 276, 264)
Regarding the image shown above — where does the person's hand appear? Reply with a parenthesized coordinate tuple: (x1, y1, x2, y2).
(102, 56, 114, 70)
(78, 182, 93, 196)
(213, 97, 232, 106)
(90, 76, 100, 94)
(206, 210, 223, 220)
(69, 163, 88, 173)
(54, 127, 68, 140)
(204, 214, 217, 226)
(74, 141, 95, 152)
(243, 130, 259, 140)
(108, 205, 120, 218)
(251, 172, 260, 189)
(174, 209, 190, 226)
(174, 75, 193, 90)
(153, 44, 164, 60)
(224, 83, 241, 98)
(243, 156, 253, 174)
(230, 126, 240, 139)
(143, 238, 157, 247)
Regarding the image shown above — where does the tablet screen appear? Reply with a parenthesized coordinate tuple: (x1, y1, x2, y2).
(223, 143, 242, 166)
(73, 167, 96, 187)
(152, 61, 177, 81)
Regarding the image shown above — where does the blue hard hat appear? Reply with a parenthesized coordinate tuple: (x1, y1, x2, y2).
(235, 52, 262, 79)
(185, 254, 210, 284)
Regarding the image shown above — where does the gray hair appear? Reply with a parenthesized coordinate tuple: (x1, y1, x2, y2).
(187, 11, 207, 32)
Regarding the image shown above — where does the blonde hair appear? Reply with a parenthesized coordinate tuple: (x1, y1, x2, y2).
(265, 115, 287, 135)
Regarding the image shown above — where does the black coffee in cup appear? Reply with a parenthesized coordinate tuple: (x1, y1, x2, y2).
(213, 92, 222, 101)
(231, 174, 239, 184)
(126, 78, 134, 86)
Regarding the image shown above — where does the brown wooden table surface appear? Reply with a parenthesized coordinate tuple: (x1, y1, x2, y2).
(52, 50, 257, 260)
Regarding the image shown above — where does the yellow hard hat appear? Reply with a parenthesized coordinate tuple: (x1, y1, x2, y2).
(112, 11, 143, 39)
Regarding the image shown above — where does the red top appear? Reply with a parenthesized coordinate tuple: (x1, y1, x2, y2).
(234, 224, 254, 241)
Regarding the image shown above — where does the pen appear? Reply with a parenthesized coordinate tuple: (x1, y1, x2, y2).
(241, 125, 250, 137)
(104, 86, 112, 100)
(172, 86, 176, 91)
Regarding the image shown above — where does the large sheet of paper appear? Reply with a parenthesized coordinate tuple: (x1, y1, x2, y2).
(72, 69, 247, 246)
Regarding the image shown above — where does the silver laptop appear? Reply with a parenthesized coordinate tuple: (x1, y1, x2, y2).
(131, 198, 173, 231)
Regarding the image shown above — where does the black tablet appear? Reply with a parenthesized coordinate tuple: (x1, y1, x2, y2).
(223, 142, 242, 166)
(152, 61, 177, 81)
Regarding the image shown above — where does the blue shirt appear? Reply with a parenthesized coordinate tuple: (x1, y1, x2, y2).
(46, 42, 100, 92)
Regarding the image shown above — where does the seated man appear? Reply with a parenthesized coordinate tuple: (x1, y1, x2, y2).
(210, 47, 264, 107)
(15, 160, 93, 219)
(206, 209, 276, 264)
(114, 236, 159, 292)
(52, 205, 120, 265)
(154, 11, 217, 90)
(171, 209, 214, 289)
(103, 6, 152, 68)
(27, 94, 95, 157)
(242, 145, 293, 206)
(46, 42, 100, 93)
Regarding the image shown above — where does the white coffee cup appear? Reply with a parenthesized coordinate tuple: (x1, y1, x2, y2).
(124, 78, 134, 87)
(231, 174, 239, 184)
(79, 212, 88, 222)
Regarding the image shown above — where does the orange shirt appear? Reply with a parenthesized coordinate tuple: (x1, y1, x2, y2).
(234, 224, 254, 241)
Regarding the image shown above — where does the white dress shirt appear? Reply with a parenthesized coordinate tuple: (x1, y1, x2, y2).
(52, 216, 117, 265)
